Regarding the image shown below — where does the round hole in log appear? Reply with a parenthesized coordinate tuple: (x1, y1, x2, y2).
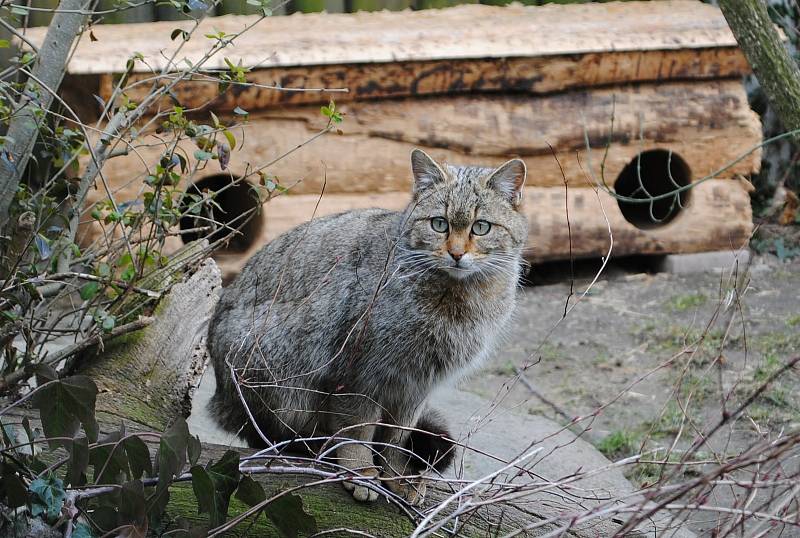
(179, 174, 263, 253)
(614, 150, 691, 229)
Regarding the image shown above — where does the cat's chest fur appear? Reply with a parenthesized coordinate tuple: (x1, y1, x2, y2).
(369, 278, 515, 390)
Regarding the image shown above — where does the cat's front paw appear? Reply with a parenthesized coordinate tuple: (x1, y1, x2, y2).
(385, 475, 427, 506)
(342, 468, 380, 502)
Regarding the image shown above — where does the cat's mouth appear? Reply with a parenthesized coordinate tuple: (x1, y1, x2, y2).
(440, 264, 477, 280)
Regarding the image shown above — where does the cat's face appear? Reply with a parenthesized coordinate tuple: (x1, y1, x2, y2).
(398, 150, 528, 282)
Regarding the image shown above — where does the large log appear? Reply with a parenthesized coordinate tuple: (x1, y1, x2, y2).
(97, 79, 761, 200)
(22, 1, 749, 113)
(214, 179, 753, 278)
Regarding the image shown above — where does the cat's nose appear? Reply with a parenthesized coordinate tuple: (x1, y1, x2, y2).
(449, 249, 464, 262)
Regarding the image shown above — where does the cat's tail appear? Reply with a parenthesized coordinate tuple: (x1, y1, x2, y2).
(403, 408, 456, 474)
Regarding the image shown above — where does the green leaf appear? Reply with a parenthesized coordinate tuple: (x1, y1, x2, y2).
(32, 374, 99, 448)
(67, 435, 89, 486)
(97, 262, 111, 278)
(79, 281, 101, 301)
(0, 462, 27, 508)
(89, 429, 127, 483)
(187, 434, 202, 466)
(124, 435, 153, 480)
(264, 493, 317, 538)
(156, 418, 189, 490)
(119, 480, 148, 538)
(101, 315, 116, 332)
(0, 40, 10, 48)
(194, 150, 213, 161)
(149, 417, 190, 522)
(170, 28, 189, 41)
(222, 129, 236, 151)
(29, 474, 66, 523)
(120, 264, 136, 282)
(233, 106, 248, 117)
(234, 475, 265, 507)
(190, 466, 215, 517)
(190, 451, 240, 528)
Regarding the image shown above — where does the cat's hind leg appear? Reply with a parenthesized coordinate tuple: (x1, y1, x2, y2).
(380, 408, 455, 506)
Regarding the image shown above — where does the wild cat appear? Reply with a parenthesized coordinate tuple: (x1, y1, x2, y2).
(207, 149, 528, 505)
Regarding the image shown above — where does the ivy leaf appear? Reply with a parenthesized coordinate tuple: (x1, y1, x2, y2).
(157, 418, 189, 489)
(32, 372, 99, 448)
(79, 281, 101, 301)
(148, 418, 190, 523)
(0, 462, 27, 508)
(29, 474, 66, 523)
(67, 435, 89, 486)
(119, 480, 148, 538)
(187, 434, 202, 466)
(124, 435, 153, 480)
(264, 493, 317, 538)
(234, 475, 265, 507)
(89, 429, 127, 484)
(190, 450, 240, 528)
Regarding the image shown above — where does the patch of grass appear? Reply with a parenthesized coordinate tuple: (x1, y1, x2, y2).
(641, 324, 732, 364)
(786, 314, 800, 328)
(666, 293, 706, 312)
(626, 450, 706, 488)
(753, 354, 782, 383)
(679, 371, 715, 403)
(596, 430, 640, 460)
(646, 401, 685, 437)
(538, 342, 563, 361)
(753, 332, 800, 356)
(493, 360, 517, 377)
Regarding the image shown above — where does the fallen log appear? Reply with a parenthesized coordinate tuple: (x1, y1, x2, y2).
(96, 78, 760, 198)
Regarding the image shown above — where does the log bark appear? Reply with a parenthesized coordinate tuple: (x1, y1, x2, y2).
(719, 0, 800, 137)
(97, 79, 761, 198)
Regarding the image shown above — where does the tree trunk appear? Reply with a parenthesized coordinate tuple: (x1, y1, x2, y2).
(0, 0, 89, 227)
(719, 0, 800, 137)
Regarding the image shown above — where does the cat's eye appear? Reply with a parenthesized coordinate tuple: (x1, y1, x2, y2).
(471, 220, 491, 236)
(430, 217, 449, 233)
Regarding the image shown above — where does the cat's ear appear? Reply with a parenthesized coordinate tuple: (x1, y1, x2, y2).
(411, 149, 447, 195)
(486, 158, 526, 208)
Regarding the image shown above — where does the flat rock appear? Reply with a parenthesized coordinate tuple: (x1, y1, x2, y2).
(189, 368, 694, 536)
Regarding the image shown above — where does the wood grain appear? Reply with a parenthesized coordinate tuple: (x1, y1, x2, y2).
(97, 79, 762, 199)
(27, 1, 750, 113)
(22, 1, 742, 74)
(106, 45, 750, 112)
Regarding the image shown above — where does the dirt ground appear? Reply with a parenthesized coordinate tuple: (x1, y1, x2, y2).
(459, 248, 800, 533)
